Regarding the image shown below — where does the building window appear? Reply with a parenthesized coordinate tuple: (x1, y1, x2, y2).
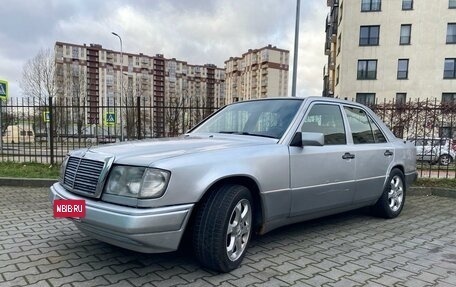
(450, 0, 456, 8)
(356, 93, 376, 105)
(396, 93, 407, 105)
(357, 60, 377, 80)
(442, 93, 456, 103)
(359, 25, 380, 46)
(72, 47, 78, 59)
(444, 59, 456, 79)
(402, 0, 413, 10)
(400, 24, 412, 44)
(447, 23, 456, 44)
(397, 59, 409, 79)
(361, 0, 381, 11)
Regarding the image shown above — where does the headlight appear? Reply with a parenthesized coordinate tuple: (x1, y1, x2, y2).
(104, 166, 170, 199)
(140, 168, 171, 198)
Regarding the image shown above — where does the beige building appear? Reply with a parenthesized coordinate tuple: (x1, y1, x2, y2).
(54, 42, 225, 137)
(324, 0, 456, 104)
(225, 45, 289, 102)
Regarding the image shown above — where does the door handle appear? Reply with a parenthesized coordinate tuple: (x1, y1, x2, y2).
(384, 150, 394, 156)
(342, 152, 355, 159)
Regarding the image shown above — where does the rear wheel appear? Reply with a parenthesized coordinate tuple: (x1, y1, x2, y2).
(192, 184, 253, 272)
(438, 154, 452, 166)
(373, 168, 405, 218)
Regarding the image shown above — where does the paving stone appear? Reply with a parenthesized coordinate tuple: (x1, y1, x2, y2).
(1, 187, 456, 287)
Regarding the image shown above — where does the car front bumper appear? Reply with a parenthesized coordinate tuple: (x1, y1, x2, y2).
(49, 183, 194, 253)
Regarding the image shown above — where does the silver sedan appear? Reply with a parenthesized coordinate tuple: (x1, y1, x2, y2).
(50, 97, 417, 272)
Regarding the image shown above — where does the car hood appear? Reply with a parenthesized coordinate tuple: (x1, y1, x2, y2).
(72, 134, 277, 166)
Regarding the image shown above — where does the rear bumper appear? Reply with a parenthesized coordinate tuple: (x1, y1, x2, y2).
(49, 183, 194, 253)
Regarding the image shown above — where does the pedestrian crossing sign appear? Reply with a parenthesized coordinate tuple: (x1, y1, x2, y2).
(104, 113, 116, 126)
(43, 111, 50, 123)
(0, 80, 8, 101)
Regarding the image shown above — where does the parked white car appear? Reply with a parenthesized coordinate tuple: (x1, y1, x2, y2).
(409, 137, 455, 166)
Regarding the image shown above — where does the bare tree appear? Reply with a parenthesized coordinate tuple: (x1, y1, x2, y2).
(165, 95, 185, 137)
(20, 48, 56, 104)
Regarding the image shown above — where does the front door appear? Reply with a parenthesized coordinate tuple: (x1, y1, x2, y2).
(289, 103, 356, 217)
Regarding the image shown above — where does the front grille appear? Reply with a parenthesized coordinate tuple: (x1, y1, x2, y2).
(64, 157, 105, 195)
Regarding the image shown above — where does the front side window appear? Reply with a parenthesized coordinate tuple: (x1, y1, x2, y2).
(402, 0, 413, 10)
(397, 59, 409, 79)
(400, 24, 412, 45)
(444, 59, 456, 79)
(357, 60, 377, 80)
(301, 104, 346, 145)
(359, 25, 380, 46)
(447, 23, 456, 44)
(356, 93, 376, 106)
(344, 107, 386, 144)
(361, 0, 381, 11)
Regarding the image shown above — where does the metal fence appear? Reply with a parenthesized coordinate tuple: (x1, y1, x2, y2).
(1, 97, 456, 179)
(368, 98, 456, 179)
(0, 96, 217, 165)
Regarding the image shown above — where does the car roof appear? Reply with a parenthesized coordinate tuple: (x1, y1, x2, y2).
(230, 96, 367, 108)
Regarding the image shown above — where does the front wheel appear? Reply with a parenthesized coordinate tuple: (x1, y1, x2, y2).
(192, 184, 253, 272)
(373, 168, 405, 219)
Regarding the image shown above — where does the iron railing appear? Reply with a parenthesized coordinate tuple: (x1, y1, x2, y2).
(1, 97, 456, 179)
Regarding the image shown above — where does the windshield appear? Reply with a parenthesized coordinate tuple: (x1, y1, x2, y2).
(191, 99, 302, 139)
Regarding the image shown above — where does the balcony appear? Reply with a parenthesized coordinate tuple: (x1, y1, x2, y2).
(327, 0, 339, 7)
(87, 50, 98, 56)
(324, 38, 331, 55)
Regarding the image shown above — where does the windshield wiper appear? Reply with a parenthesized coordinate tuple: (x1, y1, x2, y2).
(218, 131, 278, 139)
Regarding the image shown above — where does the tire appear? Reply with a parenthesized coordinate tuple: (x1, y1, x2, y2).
(193, 184, 253, 272)
(373, 168, 406, 219)
(438, 154, 452, 166)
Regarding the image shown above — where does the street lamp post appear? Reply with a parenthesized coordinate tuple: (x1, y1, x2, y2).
(291, 0, 301, 97)
(111, 32, 124, 141)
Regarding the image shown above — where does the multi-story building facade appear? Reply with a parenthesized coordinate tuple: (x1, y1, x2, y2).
(324, 0, 456, 104)
(225, 45, 289, 102)
(54, 42, 225, 137)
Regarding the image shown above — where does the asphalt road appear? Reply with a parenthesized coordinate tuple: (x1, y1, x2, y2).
(1, 187, 456, 286)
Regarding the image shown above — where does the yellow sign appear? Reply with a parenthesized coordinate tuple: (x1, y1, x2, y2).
(43, 111, 50, 122)
(104, 113, 116, 126)
(0, 79, 7, 101)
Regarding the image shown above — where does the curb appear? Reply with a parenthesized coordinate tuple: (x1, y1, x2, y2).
(408, 186, 456, 199)
(0, 177, 57, 188)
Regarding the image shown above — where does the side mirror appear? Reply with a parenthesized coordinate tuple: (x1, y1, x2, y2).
(291, 132, 324, 147)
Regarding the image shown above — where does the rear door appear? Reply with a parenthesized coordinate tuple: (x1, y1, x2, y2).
(343, 106, 394, 203)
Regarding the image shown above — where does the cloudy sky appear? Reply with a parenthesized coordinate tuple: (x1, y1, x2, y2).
(0, 0, 328, 99)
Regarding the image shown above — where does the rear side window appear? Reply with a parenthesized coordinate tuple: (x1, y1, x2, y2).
(368, 117, 387, 143)
(301, 104, 346, 145)
(344, 106, 387, 144)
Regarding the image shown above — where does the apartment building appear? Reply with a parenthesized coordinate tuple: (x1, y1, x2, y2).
(323, 0, 456, 104)
(54, 42, 225, 137)
(225, 45, 289, 102)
